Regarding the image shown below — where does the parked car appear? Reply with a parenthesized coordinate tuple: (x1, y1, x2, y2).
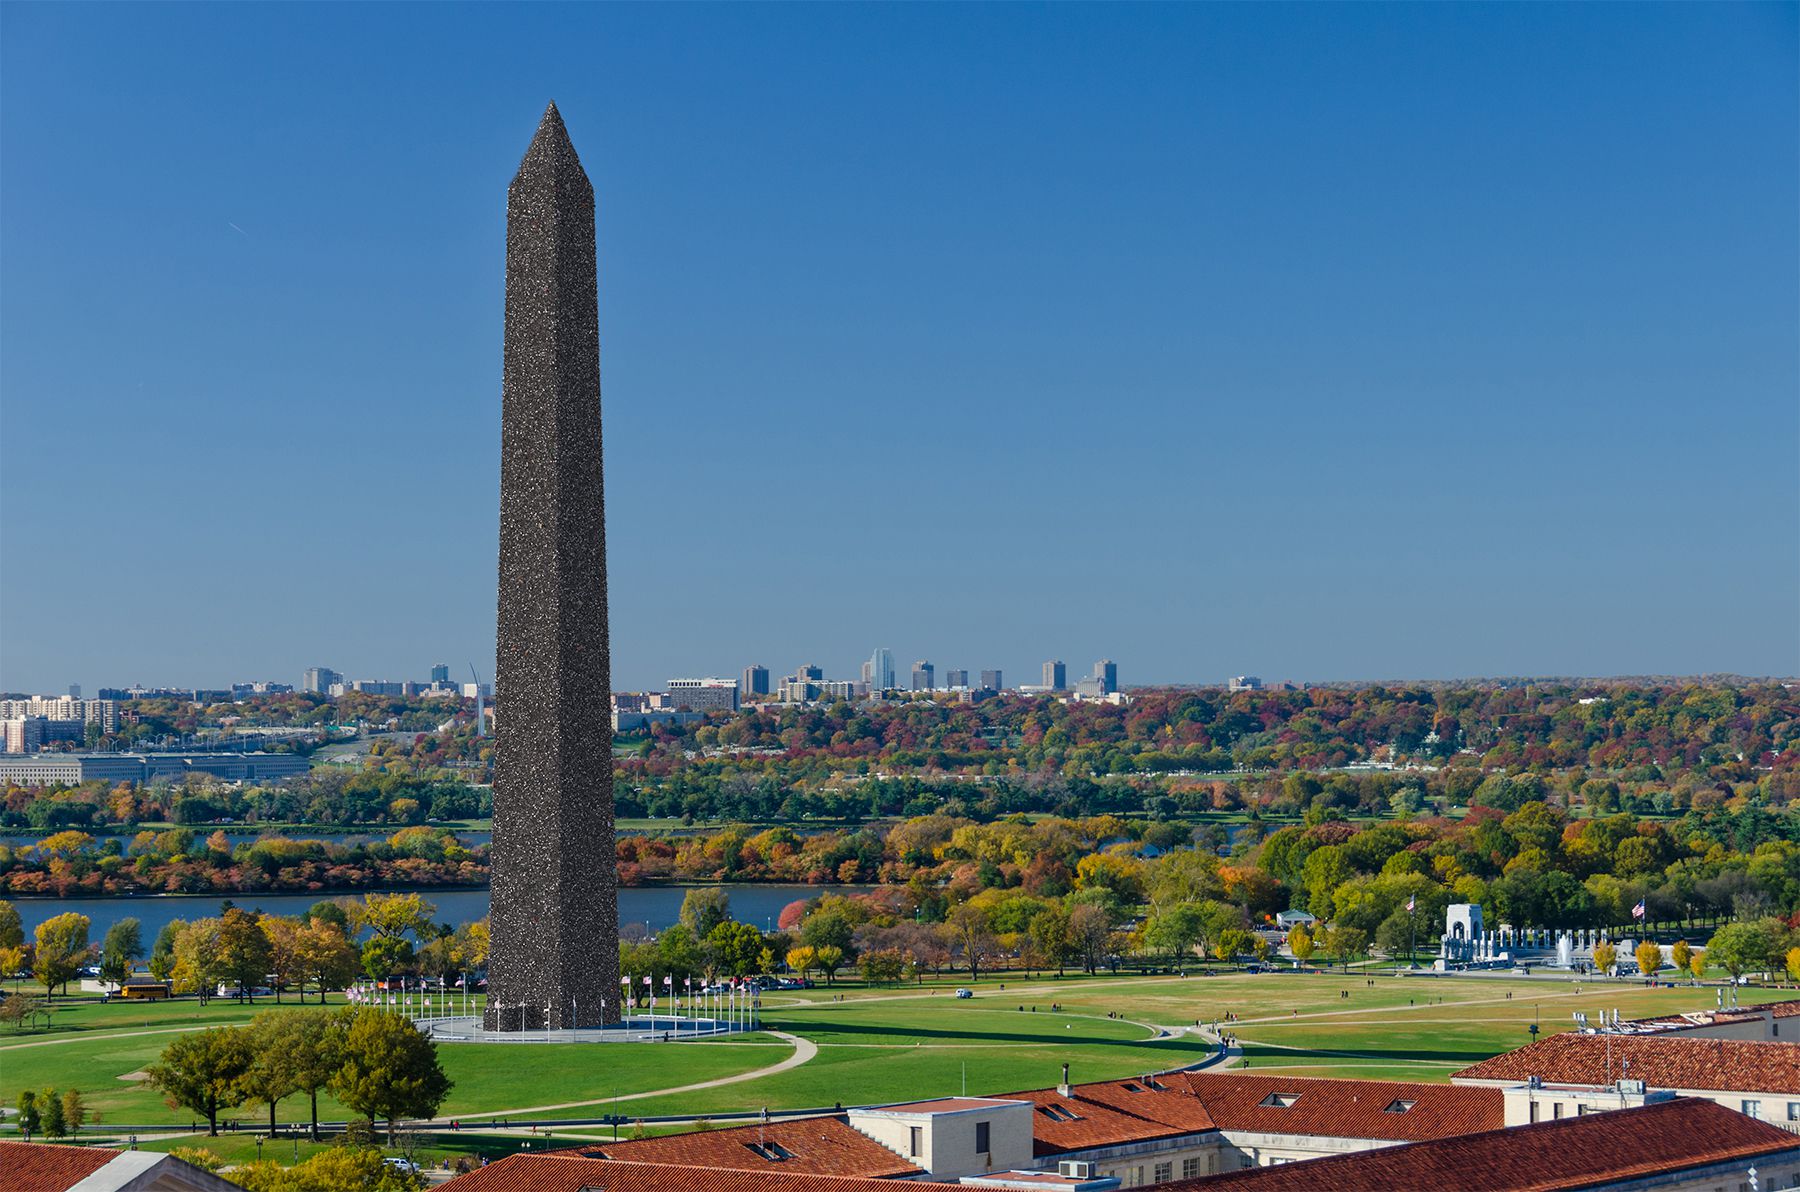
(384, 1157, 420, 1175)
(954, 988, 974, 999)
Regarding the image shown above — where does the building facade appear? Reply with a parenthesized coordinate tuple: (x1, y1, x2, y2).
(1043, 660, 1067, 690)
(667, 679, 741, 713)
(913, 661, 936, 691)
(301, 667, 342, 695)
(980, 670, 1002, 692)
(742, 665, 771, 696)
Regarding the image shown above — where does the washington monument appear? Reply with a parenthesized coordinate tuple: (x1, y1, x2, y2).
(485, 103, 619, 1030)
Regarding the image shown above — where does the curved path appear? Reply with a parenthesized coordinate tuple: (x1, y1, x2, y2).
(434, 1030, 818, 1122)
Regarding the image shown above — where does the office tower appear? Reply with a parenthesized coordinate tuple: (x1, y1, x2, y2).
(795, 663, 824, 682)
(488, 103, 617, 1029)
(911, 661, 935, 691)
(869, 648, 895, 692)
(302, 667, 342, 695)
(1229, 675, 1263, 692)
(742, 665, 770, 696)
(1094, 659, 1118, 694)
(431, 663, 451, 685)
(67, 684, 81, 700)
(1042, 660, 1066, 690)
(667, 679, 741, 712)
(980, 669, 1002, 692)
(945, 668, 969, 688)
(860, 660, 874, 688)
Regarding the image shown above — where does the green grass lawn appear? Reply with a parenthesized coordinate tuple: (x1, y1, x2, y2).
(7, 970, 1792, 1138)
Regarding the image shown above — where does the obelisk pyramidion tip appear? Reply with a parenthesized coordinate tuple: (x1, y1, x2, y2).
(517, 101, 586, 182)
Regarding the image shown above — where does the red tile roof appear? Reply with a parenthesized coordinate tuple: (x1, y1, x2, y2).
(1178, 1072, 1504, 1141)
(442, 1156, 962, 1192)
(565, 1117, 921, 1177)
(1453, 1032, 1800, 1093)
(1185, 1097, 1798, 1191)
(0, 1141, 120, 1192)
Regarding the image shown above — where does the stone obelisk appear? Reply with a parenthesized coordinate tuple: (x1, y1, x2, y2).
(486, 103, 618, 1030)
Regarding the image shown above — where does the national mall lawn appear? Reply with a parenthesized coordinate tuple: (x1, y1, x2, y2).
(5, 968, 1793, 1162)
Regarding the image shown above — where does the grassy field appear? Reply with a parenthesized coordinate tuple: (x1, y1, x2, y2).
(6, 971, 1793, 1146)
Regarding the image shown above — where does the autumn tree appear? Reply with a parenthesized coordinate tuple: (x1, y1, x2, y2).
(1069, 904, 1112, 974)
(34, 913, 93, 999)
(1635, 941, 1662, 977)
(1029, 906, 1076, 976)
(943, 903, 999, 981)
(1592, 941, 1618, 974)
(1287, 924, 1315, 965)
(1670, 940, 1693, 978)
(172, 919, 224, 1004)
(219, 908, 274, 1001)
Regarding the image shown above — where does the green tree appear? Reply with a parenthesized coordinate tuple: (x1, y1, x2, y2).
(679, 888, 732, 937)
(943, 903, 998, 981)
(800, 908, 856, 958)
(172, 919, 224, 1003)
(239, 1012, 300, 1134)
(100, 918, 144, 987)
(0, 900, 23, 952)
(231, 1146, 417, 1192)
(1707, 919, 1785, 980)
(1029, 905, 1076, 975)
(150, 921, 181, 982)
(705, 921, 765, 978)
(15, 1090, 39, 1139)
(360, 936, 415, 983)
(60, 1089, 85, 1137)
(33, 913, 92, 999)
(330, 1008, 452, 1144)
(812, 944, 847, 984)
(219, 908, 274, 1001)
(146, 1026, 254, 1135)
(39, 1087, 65, 1138)
(283, 1010, 348, 1140)
(1143, 905, 1205, 969)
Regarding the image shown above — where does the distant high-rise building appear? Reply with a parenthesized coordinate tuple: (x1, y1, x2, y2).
(980, 669, 1002, 692)
(1229, 675, 1263, 692)
(860, 660, 874, 688)
(67, 684, 81, 700)
(742, 665, 770, 696)
(302, 667, 342, 695)
(945, 668, 969, 688)
(794, 663, 824, 683)
(1042, 660, 1066, 690)
(431, 663, 451, 684)
(911, 661, 935, 691)
(1094, 659, 1118, 694)
(869, 648, 896, 692)
(666, 679, 741, 713)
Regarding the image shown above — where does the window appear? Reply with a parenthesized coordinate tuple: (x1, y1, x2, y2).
(1529, 1101, 1539, 1123)
(975, 1121, 990, 1154)
(1787, 1103, 1800, 1122)
(1383, 1100, 1416, 1114)
(1742, 1099, 1762, 1118)
(1154, 1163, 1172, 1182)
(1182, 1158, 1200, 1180)
(1257, 1093, 1301, 1108)
(743, 1142, 793, 1162)
(908, 1127, 921, 1158)
(1552, 1103, 1563, 1119)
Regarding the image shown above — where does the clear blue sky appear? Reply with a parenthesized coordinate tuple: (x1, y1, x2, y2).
(3, 3, 1795, 694)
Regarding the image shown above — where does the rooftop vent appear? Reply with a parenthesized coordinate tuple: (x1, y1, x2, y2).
(743, 1142, 794, 1162)
(1258, 1093, 1301, 1109)
(1383, 1100, 1416, 1114)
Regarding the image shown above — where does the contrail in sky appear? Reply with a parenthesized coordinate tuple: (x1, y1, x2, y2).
(228, 221, 248, 237)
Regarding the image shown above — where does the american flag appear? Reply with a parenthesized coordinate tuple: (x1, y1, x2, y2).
(1631, 901, 1646, 920)
(1406, 896, 1415, 913)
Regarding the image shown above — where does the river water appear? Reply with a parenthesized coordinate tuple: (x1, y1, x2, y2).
(9, 883, 874, 942)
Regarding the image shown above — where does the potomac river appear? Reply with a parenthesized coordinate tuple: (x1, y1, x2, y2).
(10, 883, 874, 942)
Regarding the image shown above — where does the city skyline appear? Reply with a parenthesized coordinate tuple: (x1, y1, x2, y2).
(3, 5, 1795, 693)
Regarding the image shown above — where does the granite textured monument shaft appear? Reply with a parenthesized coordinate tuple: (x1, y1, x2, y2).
(486, 103, 618, 1030)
